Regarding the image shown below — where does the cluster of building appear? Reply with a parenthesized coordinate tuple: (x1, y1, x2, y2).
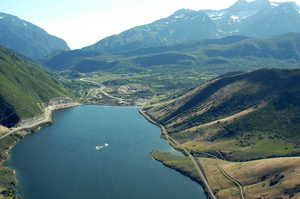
(47, 97, 74, 106)
(18, 97, 74, 127)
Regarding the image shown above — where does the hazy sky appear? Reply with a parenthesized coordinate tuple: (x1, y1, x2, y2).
(1, 0, 299, 49)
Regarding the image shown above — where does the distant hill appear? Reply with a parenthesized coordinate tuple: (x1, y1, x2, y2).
(0, 47, 71, 127)
(44, 33, 300, 74)
(145, 68, 300, 161)
(203, 33, 300, 60)
(0, 12, 69, 60)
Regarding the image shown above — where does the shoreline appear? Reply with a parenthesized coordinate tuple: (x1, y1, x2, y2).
(0, 102, 80, 199)
(151, 152, 213, 196)
(139, 106, 300, 199)
(0, 103, 81, 141)
(138, 106, 216, 199)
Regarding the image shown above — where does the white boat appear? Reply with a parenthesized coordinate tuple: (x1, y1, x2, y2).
(96, 143, 109, 150)
(96, 146, 104, 150)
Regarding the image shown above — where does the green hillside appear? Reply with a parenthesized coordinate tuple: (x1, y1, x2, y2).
(203, 33, 300, 60)
(44, 33, 300, 75)
(0, 47, 71, 127)
(145, 68, 300, 161)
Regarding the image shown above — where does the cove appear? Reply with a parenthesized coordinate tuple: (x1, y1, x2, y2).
(6, 105, 207, 199)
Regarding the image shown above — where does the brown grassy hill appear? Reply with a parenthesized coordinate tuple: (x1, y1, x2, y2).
(146, 68, 300, 160)
(152, 151, 300, 199)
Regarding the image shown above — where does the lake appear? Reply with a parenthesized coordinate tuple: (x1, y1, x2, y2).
(7, 105, 207, 199)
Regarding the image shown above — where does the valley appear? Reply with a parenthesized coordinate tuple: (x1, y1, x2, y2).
(73, 71, 215, 105)
(1, 0, 300, 198)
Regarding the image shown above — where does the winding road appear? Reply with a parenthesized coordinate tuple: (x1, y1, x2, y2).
(80, 78, 128, 104)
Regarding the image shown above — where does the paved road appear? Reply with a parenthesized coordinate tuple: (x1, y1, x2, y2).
(99, 86, 127, 104)
(0, 103, 80, 141)
(139, 107, 217, 199)
(80, 78, 128, 104)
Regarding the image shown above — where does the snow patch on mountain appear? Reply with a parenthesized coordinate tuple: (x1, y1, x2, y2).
(174, 14, 185, 19)
(231, 15, 240, 22)
(208, 12, 226, 20)
(271, 2, 279, 7)
(206, 8, 258, 22)
(0, 14, 6, 20)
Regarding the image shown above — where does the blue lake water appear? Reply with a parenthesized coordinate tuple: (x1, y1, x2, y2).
(7, 105, 207, 199)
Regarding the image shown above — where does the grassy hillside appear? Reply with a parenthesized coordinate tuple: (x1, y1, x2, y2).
(152, 151, 300, 199)
(44, 33, 300, 74)
(146, 68, 300, 160)
(203, 33, 300, 60)
(0, 47, 71, 127)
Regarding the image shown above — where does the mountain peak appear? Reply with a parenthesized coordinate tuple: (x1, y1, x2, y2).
(171, 9, 197, 17)
(228, 0, 270, 11)
(272, 1, 300, 10)
(0, 12, 70, 60)
(80, 0, 300, 55)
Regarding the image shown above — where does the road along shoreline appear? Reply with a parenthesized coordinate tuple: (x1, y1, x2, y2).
(138, 106, 217, 199)
(0, 102, 81, 141)
(0, 102, 80, 199)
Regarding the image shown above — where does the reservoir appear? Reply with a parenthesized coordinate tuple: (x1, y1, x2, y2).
(7, 106, 206, 199)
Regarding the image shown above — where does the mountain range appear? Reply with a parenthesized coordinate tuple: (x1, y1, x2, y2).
(0, 12, 69, 60)
(81, 0, 300, 54)
(42, 0, 300, 73)
(44, 33, 300, 74)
